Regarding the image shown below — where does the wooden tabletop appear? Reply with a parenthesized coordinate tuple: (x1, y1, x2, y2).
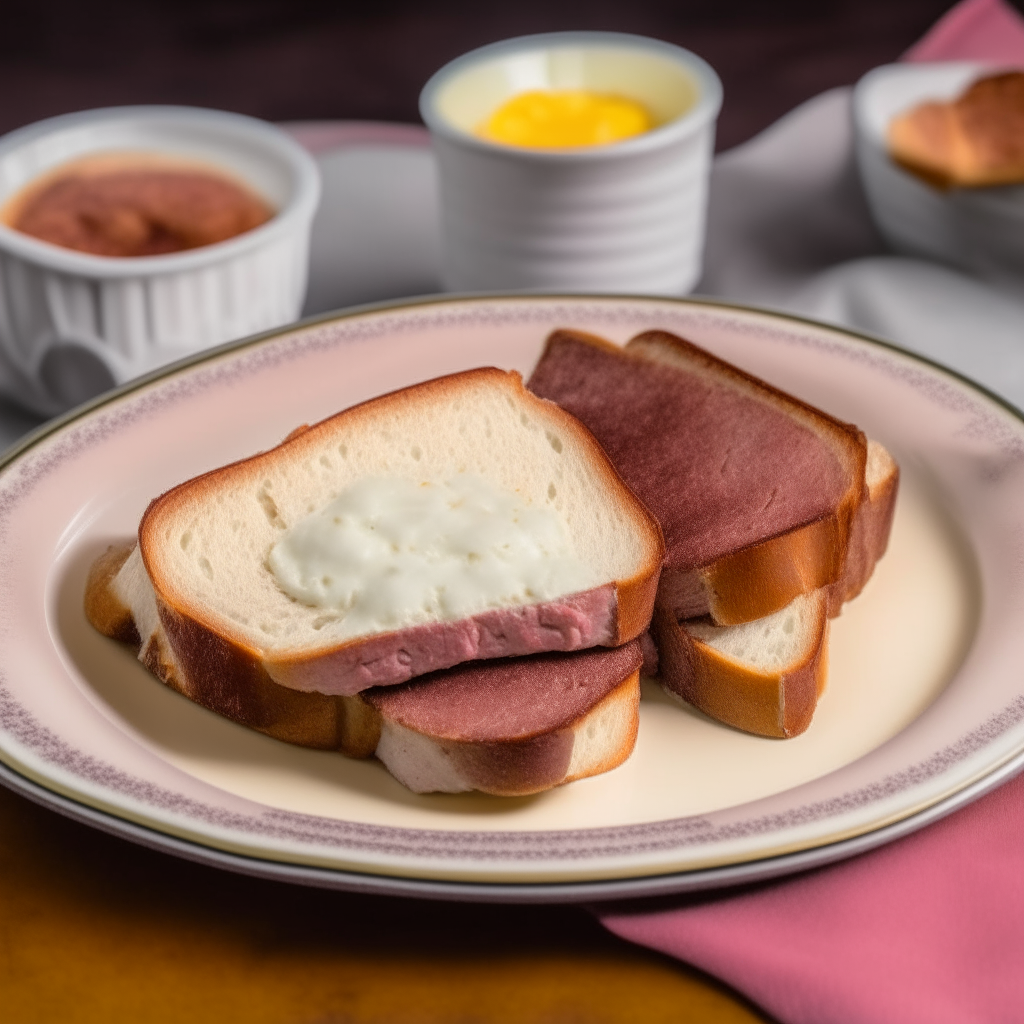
(0, 2, 967, 1020)
(0, 784, 773, 1022)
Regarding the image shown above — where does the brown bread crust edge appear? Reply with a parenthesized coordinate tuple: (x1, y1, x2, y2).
(84, 543, 381, 757)
(651, 599, 828, 739)
(83, 543, 140, 646)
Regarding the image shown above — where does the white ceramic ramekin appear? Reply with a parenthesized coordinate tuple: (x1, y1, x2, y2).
(854, 61, 1024, 289)
(419, 32, 722, 296)
(0, 105, 320, 415)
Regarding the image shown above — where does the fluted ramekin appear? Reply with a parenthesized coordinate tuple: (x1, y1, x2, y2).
(0, 105, 320, 415)
(854, 61, 1024, 291)
(419, 32, 722, 296)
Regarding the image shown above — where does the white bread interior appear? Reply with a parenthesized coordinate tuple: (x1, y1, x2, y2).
(687, 591, 826, 672)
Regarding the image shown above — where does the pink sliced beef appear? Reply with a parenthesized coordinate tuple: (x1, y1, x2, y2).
(527, 333, 852, 577)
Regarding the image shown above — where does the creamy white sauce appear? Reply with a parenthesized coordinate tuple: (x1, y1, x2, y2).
(267, 475, 597, 638)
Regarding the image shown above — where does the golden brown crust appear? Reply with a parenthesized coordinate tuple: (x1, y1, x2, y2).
(700, 514, 849, 625)
(888, 102, 961, 188)
(652, 601, 828, 739)
(612, 568, 662, 645)
(442, 730, 575, 797)
(83, 542, 141, 646)
(888, 72, 1024, 188)
(139, 368, 664, 680)
(83, 546, 380, 756)
(155, 598, 381, 755)
(827, 444, 900, 616)
(280, 423, 311, 444)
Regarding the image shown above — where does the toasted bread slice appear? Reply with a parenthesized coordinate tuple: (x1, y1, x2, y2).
(888, 72, 1024, 188)
(365, 642, 642, 795)
(86, 541, 641, 789)
(827, 439, 899, 615)
(528, 329, 867, 625)
(653, 591, 829, 739)
(112, 369, 662, 698)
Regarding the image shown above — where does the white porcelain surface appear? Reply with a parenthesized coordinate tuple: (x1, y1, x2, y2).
(853, 61, 1024, 288)
(0, 295, 1021, 894)
(420, 33, 721, 295)
(0, 106, 321, 416)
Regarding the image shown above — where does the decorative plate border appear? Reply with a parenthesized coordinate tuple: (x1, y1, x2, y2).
(0, 294, 1022, 870)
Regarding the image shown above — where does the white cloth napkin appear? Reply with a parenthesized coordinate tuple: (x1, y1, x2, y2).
(699, 86, 1024, 410)
(5, 91, 1024, 453)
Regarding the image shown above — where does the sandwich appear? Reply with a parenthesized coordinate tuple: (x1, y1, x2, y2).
(89, 539, 643, 791)
(85, 366, 662, 789)
(528, 328, 897, 738)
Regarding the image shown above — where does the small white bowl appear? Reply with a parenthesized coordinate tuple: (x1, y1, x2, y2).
(854, 61, 1024, 288)
(0, 105, 320, 415)
(419, 32, 722, 295)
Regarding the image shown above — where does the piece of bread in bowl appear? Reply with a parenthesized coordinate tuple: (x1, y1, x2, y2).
(86, 368, 664, 704)
(365, 641, 642, 795)
(888, 71, 1024, 188)
(528, 328, 867, 626)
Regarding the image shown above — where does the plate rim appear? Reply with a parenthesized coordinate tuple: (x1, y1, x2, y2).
(1, 291, 1022, 892)
(3, 750, 1021, 904)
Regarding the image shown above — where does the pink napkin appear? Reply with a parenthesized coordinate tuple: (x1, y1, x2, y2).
(282, 120, 429, 155)
(903, 0, 1024, 63)
(596, 3, 1024, 1020)
(601, 774, 1024, 1024)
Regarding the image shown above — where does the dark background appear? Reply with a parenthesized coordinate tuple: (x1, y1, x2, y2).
(0, 0, 970, 150)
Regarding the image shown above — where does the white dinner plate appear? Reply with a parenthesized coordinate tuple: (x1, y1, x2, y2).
(1, 294, 1023, 903)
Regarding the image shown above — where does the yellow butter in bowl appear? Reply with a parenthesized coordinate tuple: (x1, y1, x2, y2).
(476, 89, 654, 148)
